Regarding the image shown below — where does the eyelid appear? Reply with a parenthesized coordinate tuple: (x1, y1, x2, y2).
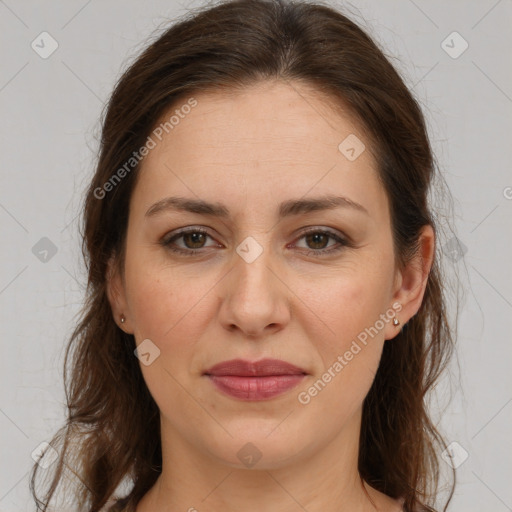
(294, 225, 346, 240)
(290, 227, 352, 252)
(160, 225, 352, 256)
(161, 226, 220, 248)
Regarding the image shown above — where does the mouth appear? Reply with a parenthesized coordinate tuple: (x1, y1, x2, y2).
(203, 358, 308, 401)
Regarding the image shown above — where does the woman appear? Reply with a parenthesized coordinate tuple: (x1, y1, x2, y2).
(30, 0, 456, 510)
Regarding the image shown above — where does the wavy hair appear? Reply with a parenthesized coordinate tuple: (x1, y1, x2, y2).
(30, 0, 456, 510)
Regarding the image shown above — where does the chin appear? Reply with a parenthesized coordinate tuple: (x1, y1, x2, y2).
(203, 420, 310, 470)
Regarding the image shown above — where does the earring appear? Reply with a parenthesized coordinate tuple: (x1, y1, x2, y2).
(120, 315, 125, 324)
(393, 317, 400, 327)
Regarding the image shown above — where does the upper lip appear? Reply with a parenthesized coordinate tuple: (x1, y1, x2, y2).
(204, 358, 307, 377)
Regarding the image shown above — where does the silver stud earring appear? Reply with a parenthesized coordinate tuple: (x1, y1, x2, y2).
(120, 315, 125, 324)
(393, 317, 400, 327)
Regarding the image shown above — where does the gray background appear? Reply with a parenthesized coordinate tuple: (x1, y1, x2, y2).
(1, 0, 511, 510)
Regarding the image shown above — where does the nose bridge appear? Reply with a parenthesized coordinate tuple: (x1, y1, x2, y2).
(232, 236, 276, 304)
(219, 234, 289, 336)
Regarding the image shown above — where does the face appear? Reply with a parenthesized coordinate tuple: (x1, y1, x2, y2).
(108, 80, 428, 470)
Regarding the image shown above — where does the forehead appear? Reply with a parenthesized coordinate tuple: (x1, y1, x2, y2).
(155, 80, 370, 150)
(131, 80, 387, 220)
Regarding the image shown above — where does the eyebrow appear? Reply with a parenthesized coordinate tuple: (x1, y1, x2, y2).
(145, 194, 369, 219)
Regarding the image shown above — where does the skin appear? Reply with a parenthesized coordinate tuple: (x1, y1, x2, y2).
(107, 79, 434, 512)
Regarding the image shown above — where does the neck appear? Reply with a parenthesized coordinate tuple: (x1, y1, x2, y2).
(136, 408, 397, 512)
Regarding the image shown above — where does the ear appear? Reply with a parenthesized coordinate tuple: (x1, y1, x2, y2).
(106, 254, 132, 333)
(385, 224, 435, 341)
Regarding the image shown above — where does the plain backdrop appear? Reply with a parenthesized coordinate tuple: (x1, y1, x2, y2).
(1, 0, 511, 510)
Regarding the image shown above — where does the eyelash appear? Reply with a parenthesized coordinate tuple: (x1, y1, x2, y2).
(160, 227, 352, 257)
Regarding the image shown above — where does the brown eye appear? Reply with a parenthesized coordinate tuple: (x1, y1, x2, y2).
(161, 228, 219, 255)
(304, 232, 331, 250)
(181, 231, 208, 249)
(294, 229, 351, 257)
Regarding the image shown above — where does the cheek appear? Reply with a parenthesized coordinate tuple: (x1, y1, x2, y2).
(126, 258, 213, 343)
(296, 263, 392, 348)
(293, 260, 393, 408)
(125, 264, 214, 415)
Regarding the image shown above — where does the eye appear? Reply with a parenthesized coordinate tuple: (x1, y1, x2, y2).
(160, 227, 220, 255)
(292, 228, 351, 256)
(160, 227, 352, 257)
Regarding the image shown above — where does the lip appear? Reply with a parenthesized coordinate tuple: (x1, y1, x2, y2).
(203, 358, 308, 401)
(204, 358, 307, 377)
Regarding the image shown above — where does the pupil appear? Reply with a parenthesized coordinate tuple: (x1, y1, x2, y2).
(308, 233, 327, 249)
(186, 232, 205, 248)
(182, 232, 329, 250)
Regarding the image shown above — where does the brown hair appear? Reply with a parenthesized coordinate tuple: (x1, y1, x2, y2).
(30, 0, 456, 510)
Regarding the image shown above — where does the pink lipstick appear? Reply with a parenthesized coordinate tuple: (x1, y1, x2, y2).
(204, 358, 307, 401)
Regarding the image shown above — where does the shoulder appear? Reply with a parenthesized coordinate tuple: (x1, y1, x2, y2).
(99, 497, 117, 512)
(100, 497, 131, 512)
(366, 485, 404, 512)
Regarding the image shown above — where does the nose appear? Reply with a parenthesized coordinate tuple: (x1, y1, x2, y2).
(218, 244, 291, 339)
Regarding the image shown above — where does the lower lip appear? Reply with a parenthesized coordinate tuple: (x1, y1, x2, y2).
(206, 374, 306, 401)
